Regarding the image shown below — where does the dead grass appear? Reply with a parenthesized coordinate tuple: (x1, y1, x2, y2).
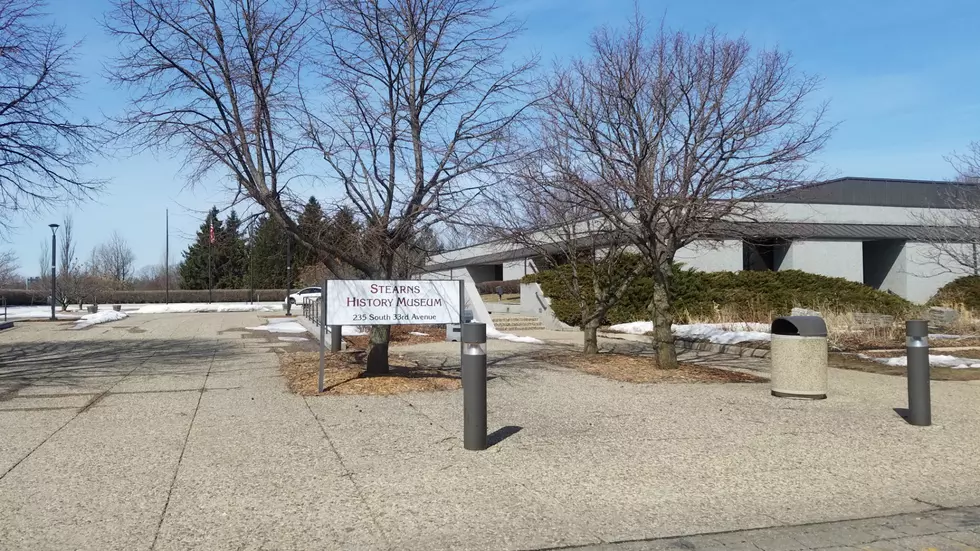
(538, 352, 766, 384)
(481, 293, 520, 304)
(830, 352, 980, 381)
(344, 325, 446, 349)
(279, 350, 461, 396)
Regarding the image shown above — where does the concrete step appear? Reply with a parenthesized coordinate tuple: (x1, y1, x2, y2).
(490, 315, 547, 331)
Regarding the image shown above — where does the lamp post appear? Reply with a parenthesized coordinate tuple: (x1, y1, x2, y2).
(48, 223, 59, 321)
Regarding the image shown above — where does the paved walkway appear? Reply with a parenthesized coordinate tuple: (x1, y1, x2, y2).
(1, 315, 979, 550)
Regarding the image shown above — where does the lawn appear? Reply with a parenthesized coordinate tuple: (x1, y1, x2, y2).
(830, 352, 980, 381)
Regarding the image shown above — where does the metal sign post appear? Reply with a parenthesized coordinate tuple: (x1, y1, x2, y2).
(318, 278, 327, 393)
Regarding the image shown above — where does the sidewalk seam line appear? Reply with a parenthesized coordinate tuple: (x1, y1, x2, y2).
(149, 346, 217, 550)
(0, 352, 146, 482)
(302, 396, 393, 550)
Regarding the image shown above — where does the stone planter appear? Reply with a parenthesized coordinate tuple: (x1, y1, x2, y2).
(112, 305, 121, 312)
(87, 305, 98, 314)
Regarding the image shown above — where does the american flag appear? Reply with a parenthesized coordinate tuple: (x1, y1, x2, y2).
(209, 220, 215, 244)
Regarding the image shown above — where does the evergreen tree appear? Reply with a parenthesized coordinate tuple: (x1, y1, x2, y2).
(294, 197, 327, 270)
(250, 215, 288, 288)
(179, 207, 223, 290)
(216, 210, 248, 288)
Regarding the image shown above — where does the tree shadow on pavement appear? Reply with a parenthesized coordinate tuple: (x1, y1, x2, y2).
(0, 338, 241, 397)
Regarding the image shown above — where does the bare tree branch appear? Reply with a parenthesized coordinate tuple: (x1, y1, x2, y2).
(0, 0, 103, 231)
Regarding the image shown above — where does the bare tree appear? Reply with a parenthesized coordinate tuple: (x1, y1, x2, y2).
(485, 163, 644, 354)
(0, 250, 18, 286)
(304, 0, 535, 371)
(541, 19, 829, 367)
(0, 0, 102, 228)
(107, 0, 535, 373)
(913, 148, 980, 276)
(56, 214, 81, 309)
(94, 231, 136, 285)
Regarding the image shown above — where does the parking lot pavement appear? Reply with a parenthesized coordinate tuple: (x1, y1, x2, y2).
(1, 314, 979, 550)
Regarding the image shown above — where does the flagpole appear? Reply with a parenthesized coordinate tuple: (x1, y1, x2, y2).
(165, 208, 169, 304)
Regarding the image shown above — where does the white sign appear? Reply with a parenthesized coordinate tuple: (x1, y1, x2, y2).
(325, 280, 462, 325)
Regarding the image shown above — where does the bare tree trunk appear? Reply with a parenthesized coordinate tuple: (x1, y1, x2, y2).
(650, 266, 678, 369)
(366, 325, 391, 374)
(583, 317, 601, 355)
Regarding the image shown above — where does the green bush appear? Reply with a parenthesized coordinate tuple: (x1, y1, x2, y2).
(0, 288, 288, 306)
(929, 276, 980, 311)
(525, 257, 913, 326)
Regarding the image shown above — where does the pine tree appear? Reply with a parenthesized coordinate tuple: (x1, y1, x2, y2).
(179, 207, 224, 290)
(216, 210, 248, 288)
(250, 215, 288, 288)
(294, 197, 327, 271)
(327, 206, 363, 279)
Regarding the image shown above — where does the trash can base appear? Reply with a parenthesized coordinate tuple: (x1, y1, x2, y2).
(771, 390, 827, 400)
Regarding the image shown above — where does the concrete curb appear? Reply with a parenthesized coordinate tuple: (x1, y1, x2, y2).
(598, 331, 771, 359)
(295, 315, 321, 343)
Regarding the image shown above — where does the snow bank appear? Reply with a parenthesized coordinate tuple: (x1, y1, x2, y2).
(135, 302, 282, 314)
(247, 318, 307, 334)
(74, 310, 128, 329)
(867, 354, 980, 369)
(4, 306, 81, 320)
(409, 331, 429, 337)
(487, 328, 544, 344)
(607, 321, 771, 344)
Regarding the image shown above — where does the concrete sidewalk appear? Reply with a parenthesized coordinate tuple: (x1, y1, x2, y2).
(1, 315, 979, 550)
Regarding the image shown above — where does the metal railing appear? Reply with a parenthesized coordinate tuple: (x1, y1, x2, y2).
(1, 297, 6, 323)
(302, 297, 322, 326)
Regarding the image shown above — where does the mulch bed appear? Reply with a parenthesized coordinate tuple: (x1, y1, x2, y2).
(279, 350, 461, 396)
(343, 325, 447, 349)
(538, 352, 766, 384)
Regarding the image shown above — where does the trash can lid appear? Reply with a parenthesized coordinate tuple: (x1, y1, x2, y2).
(771, 316, 827, 337)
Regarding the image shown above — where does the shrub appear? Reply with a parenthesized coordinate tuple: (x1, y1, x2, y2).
(475, 280, 520, 295)
(525, 256, 913, 326)
(929, 276, 980, 311)
(0, 289, 48, 306)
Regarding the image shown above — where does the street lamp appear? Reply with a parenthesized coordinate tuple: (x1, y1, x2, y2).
(48, 223, 59, 321)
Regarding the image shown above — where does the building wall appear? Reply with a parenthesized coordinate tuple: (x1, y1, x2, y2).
(675, 240, 742, 271)
(503, 260, 527, 280)
(780, 240, 864, 282)
(903, 242, 963, 303)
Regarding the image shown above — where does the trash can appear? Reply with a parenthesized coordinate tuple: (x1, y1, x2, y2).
(446, 309, 474, 342)
(770, 315, 828, 400)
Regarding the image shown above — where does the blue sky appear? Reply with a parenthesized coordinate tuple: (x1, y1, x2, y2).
(5, 0, 980, 276)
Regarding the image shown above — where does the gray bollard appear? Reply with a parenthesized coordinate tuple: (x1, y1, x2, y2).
(906, 320, 931, 426)
(461, 323, 487, 451)
(330, 325, 343, 352)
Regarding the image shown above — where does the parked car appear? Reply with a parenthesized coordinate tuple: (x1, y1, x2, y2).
(286, 287, 322, 305)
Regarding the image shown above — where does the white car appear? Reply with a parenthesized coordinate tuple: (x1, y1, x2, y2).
(286, 286, 322, 305)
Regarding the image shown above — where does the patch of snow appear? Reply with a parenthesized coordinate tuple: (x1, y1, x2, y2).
(247, 318, 308, 333)
(868, 354, 980, 369)
(607, 321, 654, 335)
(931, 334, 966, 340)
(606, 321, 771, 344)
(327, 326, 366, 336)
(134, 302, 282, 314)
(74, 310, 128, 329)
(408, 331, 429, 336)
(487, 328, 544, 344)
(278, 336, 308, 342)
(673, 323, 771, 344)
(3, 306, 82, 320)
